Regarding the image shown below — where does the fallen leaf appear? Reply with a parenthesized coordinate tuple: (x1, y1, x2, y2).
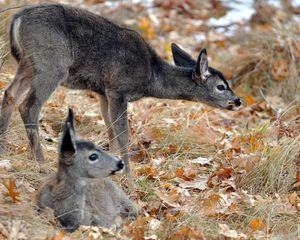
(190, 156, 213, 165)
(216, 167, 232, 179)
(136, 165, 159, 179)
(219, 224, 247, 239)
(271, 60, 289, 81)
(123, 216, 148, 240)
(48, 232, 65, 240)
(249, 218, 266, 231)
(170, 226, 203, 240)
(175, 176, 208, 191)
(155, 190, 181, 208)
(288, 192, 298, 206)
(0, 80, 6, 89)
(175, 167, 197, 181)
(203, 194, 222, 215)
(245, 95, 256, 106)
(2, 178, 21, 203)
(138, 17, 156, 40)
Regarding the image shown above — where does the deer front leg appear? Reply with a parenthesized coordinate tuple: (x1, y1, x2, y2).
(106, 94, 131, 179)
(99, 95, 118, 153)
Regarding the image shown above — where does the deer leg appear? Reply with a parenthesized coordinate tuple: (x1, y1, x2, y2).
(107, 95, 131, 178)
(19, 69, 67, 162)
(0, 59, 32, 136)
(99, 95, 117, 153)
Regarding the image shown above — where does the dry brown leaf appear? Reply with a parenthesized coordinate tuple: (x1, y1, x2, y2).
(288, 192, 298, 206)
(176, 176, 208, 191)
(2, 178, 21, 203)
(138, 17, 155, 40)
(136, 165, 159, 179)
(219, 224, 247, 239)
(216, 167, 232, 179)
(249, 218, 266, 231)
(124, 216, 148, 240)
(203, 194, 222, 215)
(189, 123, 218, 144)
(245, 95, 256, 106)
(175, 167, 197, 181)
(0, 80, 6, 90)
(155, 190, 181, 208)
(48, 232, 65, 240)
(169, 226, 203, 240)
(271, 60, 289, 81)
(144, 127, 164, 142)
(159, 171, 175, 180)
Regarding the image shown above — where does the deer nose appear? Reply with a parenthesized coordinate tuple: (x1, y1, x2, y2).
(234, 98, 241, 107)
(117, 160, 125, 170)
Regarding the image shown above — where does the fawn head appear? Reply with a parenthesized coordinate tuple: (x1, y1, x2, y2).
(59, 109, 124, 178)
(171, 43, 241, 110)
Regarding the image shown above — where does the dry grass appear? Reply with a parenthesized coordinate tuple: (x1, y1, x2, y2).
(223, 20, 300, 102)
(237, 135, 299, 194)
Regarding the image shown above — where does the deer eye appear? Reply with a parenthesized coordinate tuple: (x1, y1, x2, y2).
(217, 85, 226, 91)
(88, 153, 99, 161)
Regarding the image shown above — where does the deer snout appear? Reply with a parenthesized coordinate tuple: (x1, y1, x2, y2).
(111, 160, 125, 175)
(117, 160, 125, 170)
(234, 98, 241, 107)
(227, 97, 242, 111)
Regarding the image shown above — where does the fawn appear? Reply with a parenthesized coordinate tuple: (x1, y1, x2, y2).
(36, 109, 138, 231)
(0, 3, 241, 180)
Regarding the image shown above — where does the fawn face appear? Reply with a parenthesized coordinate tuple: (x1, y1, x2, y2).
(59, 109, 125, 178)
(171, 43, 241, 110)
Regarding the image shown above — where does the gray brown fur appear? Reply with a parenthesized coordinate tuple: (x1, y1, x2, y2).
(0, 3, 241, 178)
(36, 109, 138, 232)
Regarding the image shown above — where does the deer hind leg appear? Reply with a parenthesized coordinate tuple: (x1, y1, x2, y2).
(19, 67, 68, 162)
(0, 58, 32, 136)
(99, 95, 118, 153)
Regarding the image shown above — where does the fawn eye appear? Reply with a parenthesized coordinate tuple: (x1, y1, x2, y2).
(217, 85, 226, 91)
(88, 153, 99, 161)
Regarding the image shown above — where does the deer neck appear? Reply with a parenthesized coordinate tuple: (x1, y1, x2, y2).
(148, 59, 197, 100)
(57, 165, 87, 192)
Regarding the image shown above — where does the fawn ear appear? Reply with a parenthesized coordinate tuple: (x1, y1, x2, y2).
(171, 43, 197, 68)
(194, 49, 209, 81)
(60, 108, 77, 165)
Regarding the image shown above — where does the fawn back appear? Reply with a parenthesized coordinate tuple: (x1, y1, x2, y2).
(36, 109, 138, 232)
(1, 3, 241, 181)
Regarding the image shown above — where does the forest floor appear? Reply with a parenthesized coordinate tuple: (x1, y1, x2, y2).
(0, 0, 299, 239)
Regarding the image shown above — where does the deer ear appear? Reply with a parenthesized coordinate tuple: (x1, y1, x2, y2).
(60, 108, 77, 165)
(171, 43, 197, 68)
(194, 49, 209, 81)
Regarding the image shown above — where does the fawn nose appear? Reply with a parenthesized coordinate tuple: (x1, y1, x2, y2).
(234, 98, 241, 107)
(117, 160, 125, 170)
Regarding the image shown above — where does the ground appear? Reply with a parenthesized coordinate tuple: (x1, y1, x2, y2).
(0, 0, 299, 239)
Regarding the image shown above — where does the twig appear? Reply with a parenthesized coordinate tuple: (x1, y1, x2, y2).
(0, 5, 27, 14)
